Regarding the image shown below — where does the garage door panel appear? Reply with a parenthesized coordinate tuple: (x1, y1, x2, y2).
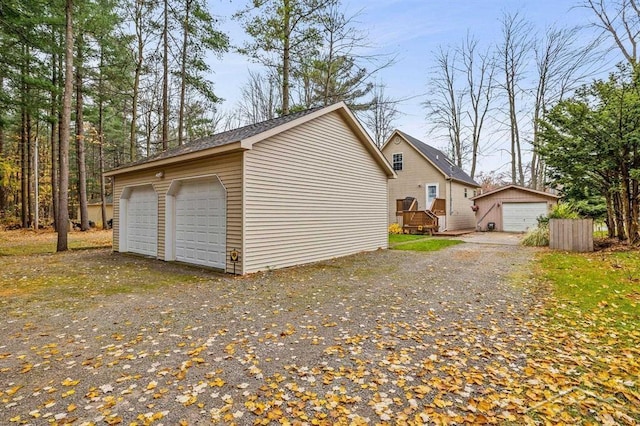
(503, 202, 547, 232)
(174, 178, 226, 269)
(127, 186, 158, 256)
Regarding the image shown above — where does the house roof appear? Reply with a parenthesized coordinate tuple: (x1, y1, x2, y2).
(470, 184, 560, 201)
(383, 130, 480, 187)
(105, 102, 395, 178)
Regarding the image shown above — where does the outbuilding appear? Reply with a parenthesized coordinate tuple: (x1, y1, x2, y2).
(104, 102, 395, 274)
(471, 185, 560, 232)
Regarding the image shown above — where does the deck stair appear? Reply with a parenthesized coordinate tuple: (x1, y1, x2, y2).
(396, 198, 440, 235)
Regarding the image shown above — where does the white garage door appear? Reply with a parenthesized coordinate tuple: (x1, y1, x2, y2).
(175, 178, 226, 269)
(503, 202, 548, 232)
(127, 186, 158, 256)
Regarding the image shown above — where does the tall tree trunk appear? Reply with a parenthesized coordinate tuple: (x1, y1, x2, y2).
(178, 0, 191, 146)
(57, 0, 74, 252)
(33, 127, 39, 230)
(630, 178, 640, 244)
(605, 191, 615, 238)
(26, 110, 33, 227)
(506, 69, 522, 185)
(130, 0, 144, 162)
(20, 98, 28, 228)
(50, 44, 59, 231)
(76, 34, 89, 231)
(613, 191, 626, 240)
(0, 75, 5, 217)
(98, 48, 108, 229)
(162, 0, 169, 150)
(282, 0, 291, 115)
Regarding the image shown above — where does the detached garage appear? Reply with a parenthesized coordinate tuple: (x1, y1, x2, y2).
(104, 102, 395, 274)
(471, 185, 559, 232)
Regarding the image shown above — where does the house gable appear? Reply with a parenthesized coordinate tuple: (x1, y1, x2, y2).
(381, 131, 478, 230)
(382, 130, 479, 187)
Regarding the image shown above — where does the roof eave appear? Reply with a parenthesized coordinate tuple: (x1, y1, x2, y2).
(104, 141, 244, 177)
(470, 184, 561, 200)
(448, 176, 481, 187)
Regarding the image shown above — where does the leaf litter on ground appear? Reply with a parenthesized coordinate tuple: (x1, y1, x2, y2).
(0, 230, 638, 424)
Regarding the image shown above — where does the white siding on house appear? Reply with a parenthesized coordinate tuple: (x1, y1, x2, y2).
(243, 111, 388, 273)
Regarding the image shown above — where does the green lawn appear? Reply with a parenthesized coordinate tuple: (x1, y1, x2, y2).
(536, 250, 640, 333)
(391, 238, 463, 252)
(526, 249, 640, 423)
(0, 229, 112, 256)
(388, 233, 427, 245)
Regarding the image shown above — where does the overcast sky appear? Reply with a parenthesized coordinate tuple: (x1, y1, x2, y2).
(208, 1, 614, 176)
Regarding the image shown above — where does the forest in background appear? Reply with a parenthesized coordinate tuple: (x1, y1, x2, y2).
(0, 0, 638, 245)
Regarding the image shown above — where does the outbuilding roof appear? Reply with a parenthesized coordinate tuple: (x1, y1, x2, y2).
(384, 130, 480, 187)
(470, 184, 560, 200)
(105, 102, 395, 178)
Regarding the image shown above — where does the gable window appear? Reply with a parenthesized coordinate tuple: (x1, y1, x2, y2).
(392, 153, 403, 171)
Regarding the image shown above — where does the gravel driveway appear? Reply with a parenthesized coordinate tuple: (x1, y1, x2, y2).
(1, 242, 538, 424)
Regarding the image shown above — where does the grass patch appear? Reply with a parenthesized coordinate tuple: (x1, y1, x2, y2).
(0, 251, 208, 310)
(0, 229, 207, 310)
(392, 238, 463, 252)
(0, 229, 112, 256)
(521, 226, 549, 246)
(388, 233, 427, 245)
(536, 251, 640, 332)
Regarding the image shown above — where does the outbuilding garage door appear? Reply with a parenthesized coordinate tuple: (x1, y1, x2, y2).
(174, 178, 226, 269)
(503, 202, 548, 232)
(126, 186, 158, 256)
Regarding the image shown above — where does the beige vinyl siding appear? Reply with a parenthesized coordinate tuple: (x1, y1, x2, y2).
(382, 136, 445, 225)
(111, 152, 243, 273)
(243, 111, 388, 274)
(445, 181, 476, 230)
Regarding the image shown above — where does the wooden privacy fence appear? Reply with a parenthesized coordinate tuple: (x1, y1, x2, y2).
(549, 219, 594, 252)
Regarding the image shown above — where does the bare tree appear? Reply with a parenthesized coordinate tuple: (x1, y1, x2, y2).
(461, 34, 495, 179)
(497, 11, 532, 185)
(237, 69, 281, 124)
(583, 0, 640, 66)
(530, 25, 598, 189)
(363, 84, 399, 147)
(424, 46, 465, 167)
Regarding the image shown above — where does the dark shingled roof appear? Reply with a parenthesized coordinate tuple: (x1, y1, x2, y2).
(113, 106, 326, 170)
(396, 130, 479, 187)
